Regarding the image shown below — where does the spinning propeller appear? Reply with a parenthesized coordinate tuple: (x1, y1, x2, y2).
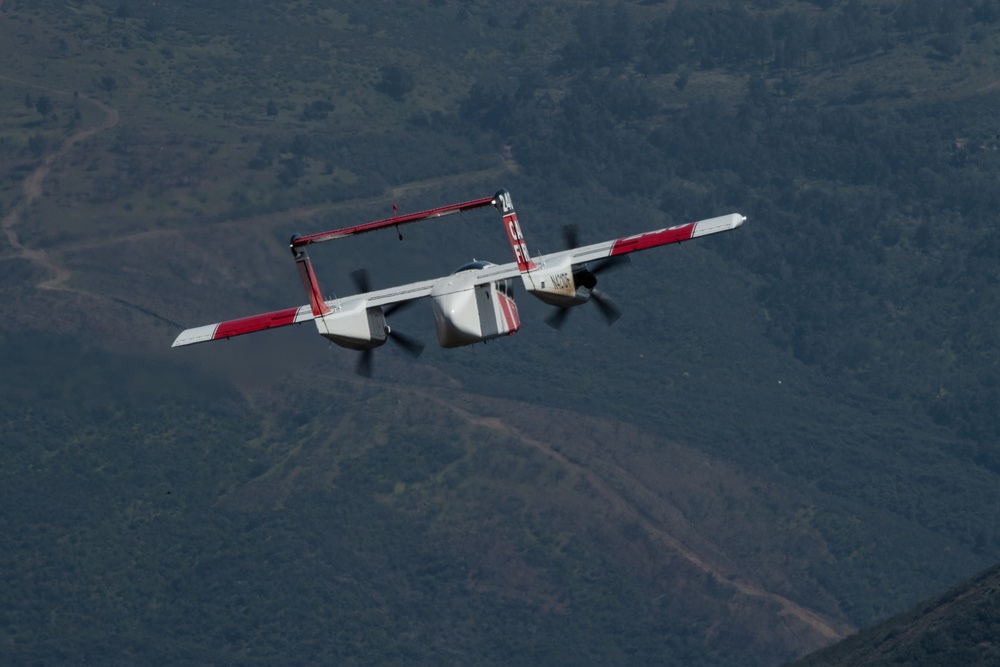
(350, 269, 425, 377)
(546, 225, 630, 329)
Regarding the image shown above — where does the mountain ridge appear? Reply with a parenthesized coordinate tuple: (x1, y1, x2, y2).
(789, 561, 1000, 666)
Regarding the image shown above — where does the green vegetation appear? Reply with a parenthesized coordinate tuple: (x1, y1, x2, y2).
(3, 0, 1000, 664)
(0, 333, 776, 665)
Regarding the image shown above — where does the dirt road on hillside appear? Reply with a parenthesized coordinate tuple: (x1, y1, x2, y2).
(0, 83, 119, 292)
(433, 395, 855, 644)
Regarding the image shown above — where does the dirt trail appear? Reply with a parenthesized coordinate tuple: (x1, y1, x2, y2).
(0, 83, 509, 326)
(432, 395, 854, 643)
(1, 87, 119, 292)
(311, 363, 855, 643)
(0, 2, 510, 295)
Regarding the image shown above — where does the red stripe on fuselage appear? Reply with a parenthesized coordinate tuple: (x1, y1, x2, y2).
(498, 293, 520, 333)
(213, 307, 301, 340)
(609, 222, 696, 257)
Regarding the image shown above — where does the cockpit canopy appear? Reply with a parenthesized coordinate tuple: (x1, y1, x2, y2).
(451, 259, 495, 274)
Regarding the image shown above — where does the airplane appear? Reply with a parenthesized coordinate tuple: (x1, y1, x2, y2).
(172, 189, 745, 375)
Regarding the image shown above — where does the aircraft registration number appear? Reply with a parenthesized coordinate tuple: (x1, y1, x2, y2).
(549, 271, 571, 290)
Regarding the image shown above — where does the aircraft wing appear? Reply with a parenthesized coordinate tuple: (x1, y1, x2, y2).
(307, 212, 746, 312)
(527, 213, 746, 269)
(171, 304, 317, 347)
(351, 276, 449, 309)
(170, 276, 447, 348)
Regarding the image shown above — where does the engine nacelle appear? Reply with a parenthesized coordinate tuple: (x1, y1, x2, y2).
(313, 302, 388, 351)
(521, 258, 594, 308)
(431, 272, 520, 348)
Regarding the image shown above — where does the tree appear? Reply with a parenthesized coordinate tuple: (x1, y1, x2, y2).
(100, 76, 118, 100)
(375, 65, 414, 102)
(115, 2, 130, 26)
(277, 155, 305, 187)
(35, 96, 52, 118)
(266, 100, 278, 118)
(300, 99, 334, 121)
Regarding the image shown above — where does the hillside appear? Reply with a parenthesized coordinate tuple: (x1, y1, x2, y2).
(3, 0, 1000, 664)
(788, 562, 1000, 666)
(0, 332, 854, 664)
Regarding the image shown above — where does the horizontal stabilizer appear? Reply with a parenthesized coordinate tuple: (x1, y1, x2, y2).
(291, 196, 496, 248)
(171, 305, 315, 347)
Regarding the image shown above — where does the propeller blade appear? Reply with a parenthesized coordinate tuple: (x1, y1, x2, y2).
(591, 289, 622, 325)
(562, 224, 579, 250)
(383, 299, 417, 318)
(345, 278, 426, 375)
(590, 254, 631, 274)
(388, 329, 425, 358)
(355, 349, 374, 377)
(546, 307, 572, 329)
(350, 268, 371, 293)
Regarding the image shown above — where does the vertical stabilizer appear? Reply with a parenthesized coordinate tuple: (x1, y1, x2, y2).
(493, 190, 536, 273)
(290, 236, 331, 317)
